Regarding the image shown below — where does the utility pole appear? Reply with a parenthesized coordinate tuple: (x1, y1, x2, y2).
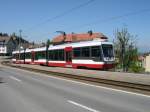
(19, 30, 22, 47)
(23, 36, 27, 64)
(46, 39, 51, 66)
(19, 29, 22, 61)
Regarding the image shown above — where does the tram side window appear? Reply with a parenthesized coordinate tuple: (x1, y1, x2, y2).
(35, 52, 38, 60)
(26, 53, 31, 59)
(73, 48, 81, 57)
(37, 51, 46, 59)
(53, 50, 59, 60)
(81, 47, 90, 57)
(12, 54, 16, 59)
(58, 50, 64, 61)
(34, 51, 45, 60)
(49, 49, 64, 61)
(48, 50, 53, 60)
(17, 54, 20, 59)
(20, 53, 24, 60)
(49, 50, 58, 61)
(91, 46, 102, 60)
(16, 54, 19, 59)
(43, 51, 46, 58)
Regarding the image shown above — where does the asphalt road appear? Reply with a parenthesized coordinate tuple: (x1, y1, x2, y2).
(0, 66, 150, 112)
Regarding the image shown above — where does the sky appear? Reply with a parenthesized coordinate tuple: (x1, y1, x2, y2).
(0, 0, 150, 52)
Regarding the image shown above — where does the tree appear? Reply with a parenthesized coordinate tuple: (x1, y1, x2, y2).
(3, 33, 8, 36)
(0, 32, 2, 36)
(0, 32, 8, 36)
(11, 32, 16, 37)
(114, 28, 142, 72)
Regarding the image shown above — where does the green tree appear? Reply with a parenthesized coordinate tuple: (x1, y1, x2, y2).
(11, 32, 16, 37)
(114, 28, 143, 72)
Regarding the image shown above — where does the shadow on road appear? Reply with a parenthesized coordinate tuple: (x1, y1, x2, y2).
(0, 77, 4, 83)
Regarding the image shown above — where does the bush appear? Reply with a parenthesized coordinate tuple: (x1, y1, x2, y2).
(129, 65, 145, 73)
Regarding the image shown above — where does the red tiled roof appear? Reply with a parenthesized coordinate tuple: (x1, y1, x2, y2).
(52, 32, 107, 44)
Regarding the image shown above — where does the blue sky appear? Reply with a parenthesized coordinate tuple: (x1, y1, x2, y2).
(0, 0, 150, 52)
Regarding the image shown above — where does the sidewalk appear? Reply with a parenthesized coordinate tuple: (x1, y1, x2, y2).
(12, 64, 150, 86)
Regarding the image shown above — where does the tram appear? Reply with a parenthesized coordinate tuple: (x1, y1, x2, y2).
(12, 39, 115, 69)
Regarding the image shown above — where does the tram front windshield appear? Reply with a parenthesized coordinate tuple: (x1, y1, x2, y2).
(102, 44, 114, 60)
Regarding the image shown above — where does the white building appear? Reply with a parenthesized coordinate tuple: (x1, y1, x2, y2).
(144, 53, 150, 72)
(0, 36, 16, 56)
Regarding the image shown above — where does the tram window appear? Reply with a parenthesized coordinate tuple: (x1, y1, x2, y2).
(39, 51, 46, 59)
(91, 46, 102, 60)
(20, 53, 25, 60)
(25, 53, 27, 59)
(12, 54, 16, 59)
(73, 48, 81, 57)
(42, 51, 46, 58)
(48, 50, 53, 60)
(37, 52, 40, 59)
(26, 53, 31, 59)
(29, 53, 31, 59)
(81, 47, 90, 57)
(35, 52, 38, 60)
(17, 54, 19, 59)
(58, 49, 64, 61)
(53, 50, 58, 60)
(102, 44, 113, 58)
(49, 50, 64, 61)
(16, 54, 19, 59)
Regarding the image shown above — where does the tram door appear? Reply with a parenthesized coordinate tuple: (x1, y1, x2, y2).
(65, 47, 72, 67)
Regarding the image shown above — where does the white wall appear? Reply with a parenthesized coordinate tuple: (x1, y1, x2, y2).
(145, 54, 150, 72)
(0, 46, 7, 53)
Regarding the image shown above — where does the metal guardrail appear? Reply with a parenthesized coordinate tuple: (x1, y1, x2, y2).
(2, 61, 150, 93)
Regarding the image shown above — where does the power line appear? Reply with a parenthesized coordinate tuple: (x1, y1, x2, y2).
(30, 8, 150, 41)
(34, 8, 150, 40)
(25, 0, 95, 32)
(65, 8, 150, 30)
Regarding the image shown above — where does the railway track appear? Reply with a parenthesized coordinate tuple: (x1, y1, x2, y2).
(2, 61, 150, 94)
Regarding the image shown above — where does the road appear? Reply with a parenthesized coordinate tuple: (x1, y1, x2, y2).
(0, 66, 150, 112)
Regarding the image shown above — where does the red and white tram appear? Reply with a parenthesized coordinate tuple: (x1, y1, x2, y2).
(12, 39, 115, 69)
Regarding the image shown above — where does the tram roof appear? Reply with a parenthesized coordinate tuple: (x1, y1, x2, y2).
(33, 47, 46, 52)
(48, 40, 113, 50)
(12, 40, 113, 53)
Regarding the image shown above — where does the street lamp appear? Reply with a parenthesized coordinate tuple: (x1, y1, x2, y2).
(56, 31, 66, 43)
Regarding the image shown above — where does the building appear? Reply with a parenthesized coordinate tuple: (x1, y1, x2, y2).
(0, 34, 30, 56)
(0, 36, 16, 56)
(138, 55, 145, 67)
(144, 53, 150, 72)
(52, 31, 108, 45)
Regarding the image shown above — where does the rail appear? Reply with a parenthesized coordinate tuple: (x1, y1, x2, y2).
(2, 61, 150, 94)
